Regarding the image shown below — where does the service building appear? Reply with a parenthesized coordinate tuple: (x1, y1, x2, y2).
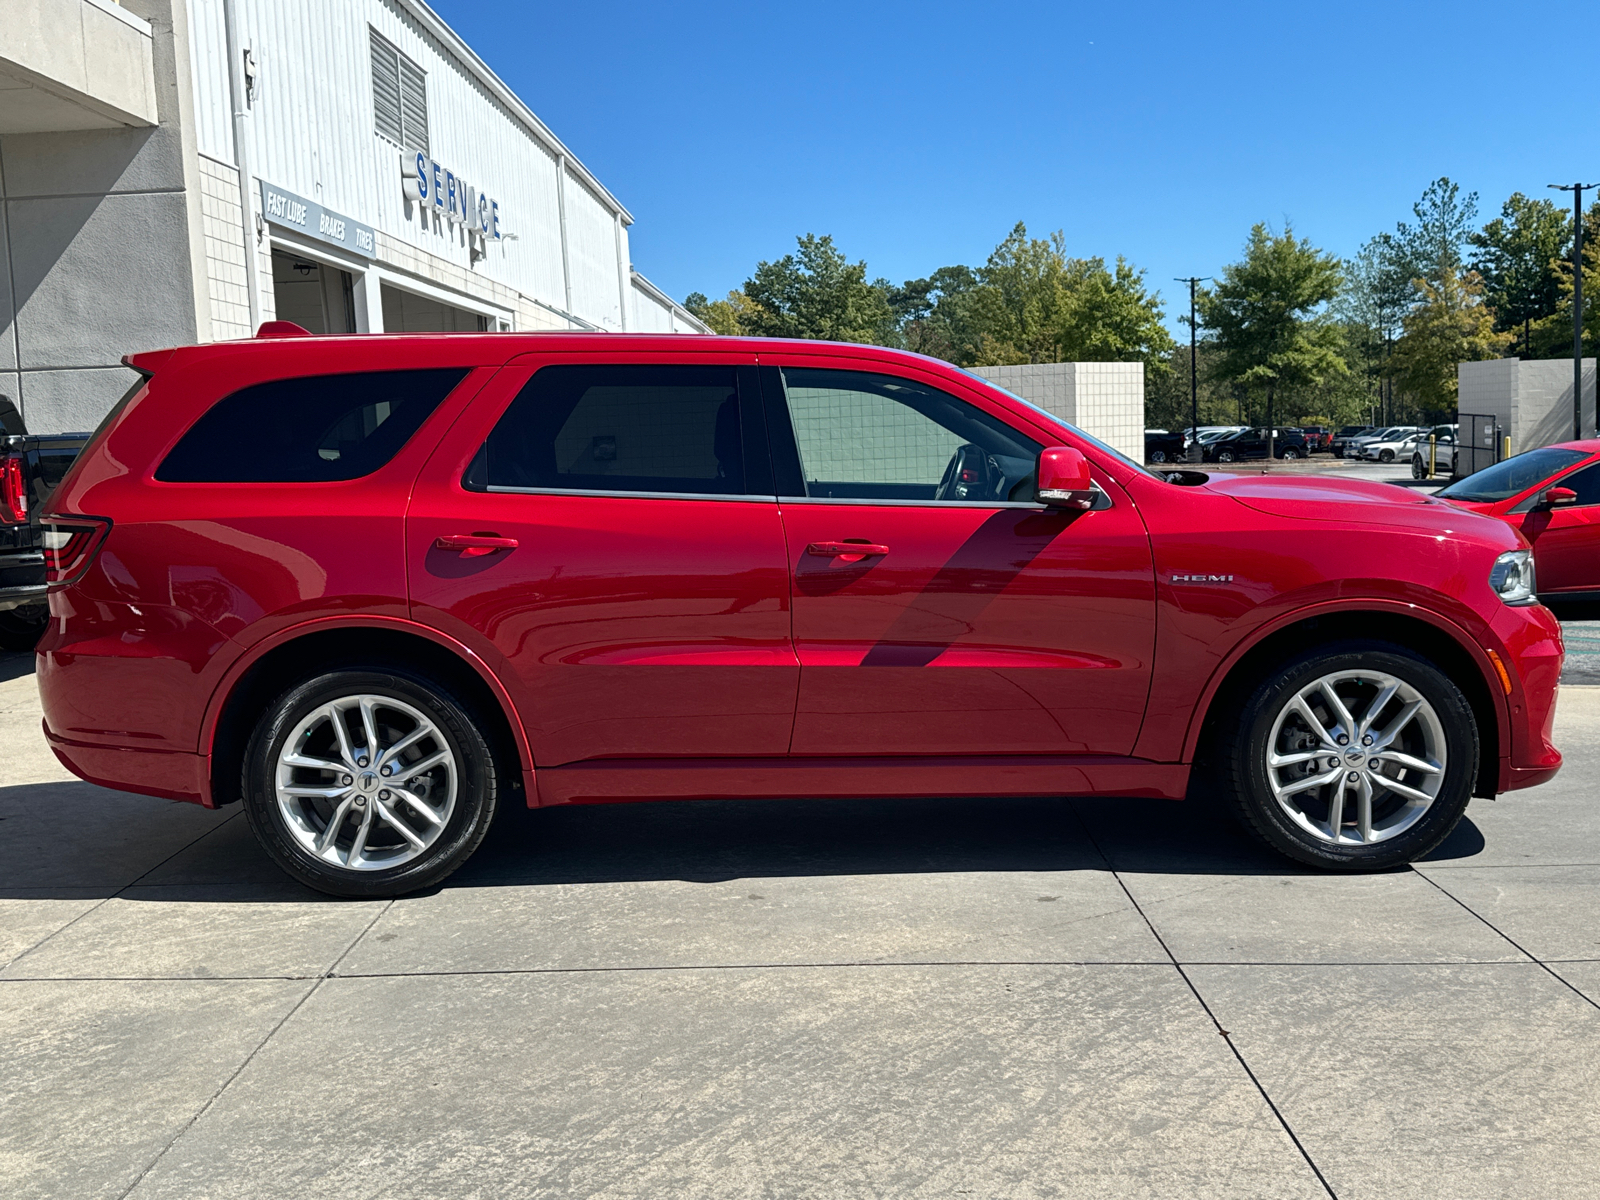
(1, 0, 706, 434)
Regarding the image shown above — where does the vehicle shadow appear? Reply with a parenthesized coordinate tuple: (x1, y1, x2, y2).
(0, 780, 1490, 901)
(0, 651, 37, 684)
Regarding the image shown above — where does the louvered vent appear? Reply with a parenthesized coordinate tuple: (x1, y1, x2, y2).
(370, 29, 428, 155)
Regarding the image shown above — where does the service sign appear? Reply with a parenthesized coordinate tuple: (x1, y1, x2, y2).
(401, 151, 501, 241)
(260, 181, 376, 258)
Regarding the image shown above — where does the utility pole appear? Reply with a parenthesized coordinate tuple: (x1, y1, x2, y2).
(1175, 276, 1211, 462)
(1550, 182, 1598, 440)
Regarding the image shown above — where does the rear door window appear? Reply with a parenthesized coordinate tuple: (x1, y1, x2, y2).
(156, 368, 469, 482)
(465, 364, 770, 498)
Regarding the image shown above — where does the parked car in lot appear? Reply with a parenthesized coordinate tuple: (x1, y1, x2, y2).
(1298, 426, 1330, 454)
(36, 331, 1562, 895)
(1202, 427, 1309, 461)
(1344, 426, 1419, 460)
(1359, 431, 1427, 464)
(1144, 430, 1187, 463)
(1330, 426, 1375, 457)
(1435, 440, 1600, 599)
(1407, 425, 1460, 478)
(0, 398, 91, 650)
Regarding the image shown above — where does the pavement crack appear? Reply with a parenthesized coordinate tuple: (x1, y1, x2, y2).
(1067, 805, 1341, 1200)
(1412, 868, 1600, 1013)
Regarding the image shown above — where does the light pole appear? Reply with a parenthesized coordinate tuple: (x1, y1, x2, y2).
(1175, 276, 1211, 461)
(1549, 182, 1598, 440)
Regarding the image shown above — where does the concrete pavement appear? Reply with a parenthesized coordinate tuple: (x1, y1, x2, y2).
(3, 647, 1598, 1199)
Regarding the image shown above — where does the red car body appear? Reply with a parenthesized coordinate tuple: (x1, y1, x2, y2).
(35, 334, 1563, 818)
(1436, 439, 1600, 599)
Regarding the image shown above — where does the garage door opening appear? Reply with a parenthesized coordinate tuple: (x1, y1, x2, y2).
(381, 285, 490, 332)
(270, 250, 356, 334)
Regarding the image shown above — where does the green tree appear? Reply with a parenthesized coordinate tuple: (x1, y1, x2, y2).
(739, 234, 893, 344)
(909, 223, 1171, 369)
(1199, 223, 1348, 425)
(1393, 177, 1479, 287)
(1468, 193, 1570, 356)
(684, 289, 764, 336)
(1389, 267, 1512, 411)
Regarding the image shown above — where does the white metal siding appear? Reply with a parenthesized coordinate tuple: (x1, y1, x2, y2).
(564, 170, 622, 330)
(184, 0, 640, 330)
(631, 286, 673, 333)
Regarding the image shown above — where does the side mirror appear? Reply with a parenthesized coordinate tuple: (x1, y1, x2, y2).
(1541, 486, 1578, 508)
(1036, 446, 1095, 509)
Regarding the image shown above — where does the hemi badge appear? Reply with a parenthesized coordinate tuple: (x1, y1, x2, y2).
(1172, 573, 1234, 583)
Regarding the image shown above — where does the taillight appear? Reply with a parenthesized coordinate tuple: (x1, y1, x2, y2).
(0, 456, 24, 524)
(41, 518, 111, 587)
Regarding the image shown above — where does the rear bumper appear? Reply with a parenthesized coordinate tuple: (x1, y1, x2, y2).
(44, 721, 209, 806)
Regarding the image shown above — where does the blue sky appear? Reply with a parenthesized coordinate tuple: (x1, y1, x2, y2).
(430, 0, 1600, 330)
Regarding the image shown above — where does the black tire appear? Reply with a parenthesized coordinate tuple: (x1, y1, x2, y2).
(1150, 449, 1168, 463)
(1379, 449, 1395, 464)
(1281, 447, 1300, 460)
(242, 666, 498, 897)
(0, 604, 48, 652)
(1411, 455, 1427, 480)
(1218, 450, 1236, 462)
(1219, 641, 1477, 871)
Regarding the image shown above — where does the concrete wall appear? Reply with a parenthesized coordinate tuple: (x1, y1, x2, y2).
(968, 361, 1145, 463)
(1459, 358, 1596, 455)
(0, 0, 206, 433)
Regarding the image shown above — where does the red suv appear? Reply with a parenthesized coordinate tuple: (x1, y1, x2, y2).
(36, 333, 1564, 896)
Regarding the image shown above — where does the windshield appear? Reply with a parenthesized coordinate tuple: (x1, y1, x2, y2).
(966, 372, 1151, 476)
(1435, 447, 1589, 503)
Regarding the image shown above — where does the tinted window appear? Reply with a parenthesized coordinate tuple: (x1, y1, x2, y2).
(469, 364, 752, 496)
(781, 368, 1040, 502)
(1436, 447, 1590, 503)
(157, 368, 467, 483)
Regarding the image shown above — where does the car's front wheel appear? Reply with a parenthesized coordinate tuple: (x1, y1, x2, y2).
(1217, 449, 1236, 462)
(1281, 447, 1300, 460)
(1221, 642, 1476, 870)
(1150, 449, 1168, 463)
(242, 667, 498, 897)
(1379, 449, 1396, 463)
(1411, 455, 1427, 479)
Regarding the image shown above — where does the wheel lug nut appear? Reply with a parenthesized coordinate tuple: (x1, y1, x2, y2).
(379, 790, 390, 801)
(357, 756, 368, 768)
(341, 774, 352, 786)
(1347, 772, 1360, 782)
(354, 796, 366, 807)
(1362, 735, 1373, 746)
(380, 766, 391, 776)
(1336, 734, 1349, 746)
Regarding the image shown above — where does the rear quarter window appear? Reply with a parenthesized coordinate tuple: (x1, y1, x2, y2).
(155, 368, 469, 483)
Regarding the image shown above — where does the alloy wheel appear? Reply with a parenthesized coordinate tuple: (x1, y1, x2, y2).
(1264, 669, 1447, 845)
(274, 693, 458, 871)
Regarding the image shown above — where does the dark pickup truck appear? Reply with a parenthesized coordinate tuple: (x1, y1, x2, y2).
(1, 398, 91, 650)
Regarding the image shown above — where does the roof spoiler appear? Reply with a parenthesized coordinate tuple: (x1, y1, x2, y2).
(257, 321, 311, 338)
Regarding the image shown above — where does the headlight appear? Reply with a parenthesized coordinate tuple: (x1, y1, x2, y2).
(1489, 549, 1536, 604)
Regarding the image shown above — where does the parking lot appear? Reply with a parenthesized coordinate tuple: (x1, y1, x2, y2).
(3, 628, 1599, 1199)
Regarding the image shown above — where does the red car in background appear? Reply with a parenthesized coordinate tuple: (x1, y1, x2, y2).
(1435, 440, 1600, 600)
(34, 332, 1563, 896)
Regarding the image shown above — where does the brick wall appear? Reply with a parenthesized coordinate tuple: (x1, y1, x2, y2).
(197, 156, 252, 341)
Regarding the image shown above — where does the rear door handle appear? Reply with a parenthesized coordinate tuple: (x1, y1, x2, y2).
(435, 533, 519, 558)
(807, 540, 889, 563)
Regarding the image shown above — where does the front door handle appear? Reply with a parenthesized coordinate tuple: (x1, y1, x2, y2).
(436, 533, 519, 558)
(807, 540, 889, 563)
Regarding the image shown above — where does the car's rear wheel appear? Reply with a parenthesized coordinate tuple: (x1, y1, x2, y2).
(242, 667, 498, 897)
(1221, 642, 1476, 870)
(1411, 455, 1427, 479)
(1150, 449, 1168, 463)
